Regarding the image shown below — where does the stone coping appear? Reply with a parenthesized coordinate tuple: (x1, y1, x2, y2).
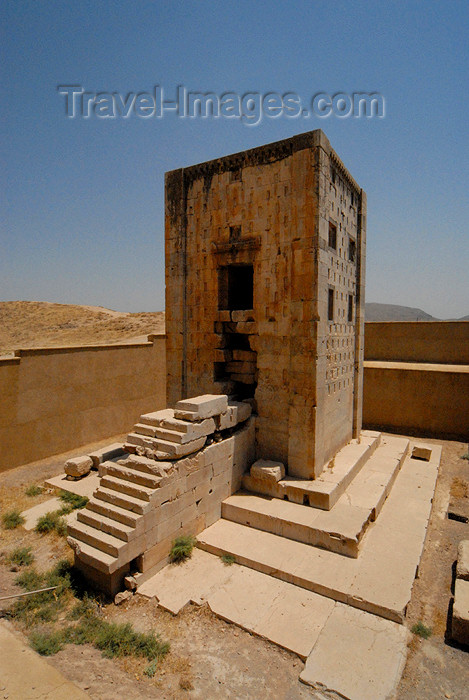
(364, 360, 469, 373)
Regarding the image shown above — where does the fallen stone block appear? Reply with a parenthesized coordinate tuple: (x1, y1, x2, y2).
(175, 394, 228, 421)
(251, 459, 285, 483)
(452, 578, 469, 645)
(65, 456, 93, 479)
(114, 590, 132, 605)
(457, 540, 469, 581)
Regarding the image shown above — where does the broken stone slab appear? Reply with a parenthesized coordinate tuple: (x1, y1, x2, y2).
(456, 540, 469, 581)
(160, 415, 216, 438)
(216, 401, 252, 431)
(139, 408, 175, 427)
(452, 578, 469, 645)
(300, 603, 409, 700)
(411, 445, 432, 461)
(174, 394, 228, 421)
(65, 456, 93, 479)
(124, 575, 138, 591)
(133, 423, 158, 437)
(250, 459, 285, 483)
(87, 443, 125, 468)
(150, 436, 207, 459)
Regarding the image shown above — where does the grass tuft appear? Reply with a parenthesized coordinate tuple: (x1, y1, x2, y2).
(94, 621, 170, 660)
(59, 491, 89, 510)
(30, 629, 65, 655)
(221, 553, 235, 566)
(25, 484, 43, 497)
(411, 621, 432, 639)
(2, 509, 25, 530)
(144, 659, 159, 678)
(461, 452, 469, 461)
(169, 535, 197, 563)
(35, 511, 67, 536)
(8, 546, 34, 566)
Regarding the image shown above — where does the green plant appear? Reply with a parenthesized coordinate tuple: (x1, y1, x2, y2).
(461, 452, 469, 461)
(144, 659, 159, 678)
(30, 629, 65, 655)
(2, 509, 25, 530)
(8, 546, 34, 566)
(59, 491, 89, 510)
(94, 621, 169, 660)
(35, 511, 67, 536)
(25, 484, 43, 497)
(221, 553, 235, 566)
(411, 621, 432, 639)
(169, 535, 197, 563)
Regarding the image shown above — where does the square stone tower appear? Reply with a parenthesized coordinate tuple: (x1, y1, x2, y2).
(165, 130, 366, 479)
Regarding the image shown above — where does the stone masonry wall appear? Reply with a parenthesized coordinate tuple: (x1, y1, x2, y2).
(165, 130, 365, 479)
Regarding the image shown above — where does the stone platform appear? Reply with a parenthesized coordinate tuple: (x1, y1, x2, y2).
(225, 434, 409, 557)
(198, 441, 441, 623)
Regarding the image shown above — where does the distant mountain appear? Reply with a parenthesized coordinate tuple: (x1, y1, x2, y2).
(456, 315, 469, 321)
(365, 303, 437, 322)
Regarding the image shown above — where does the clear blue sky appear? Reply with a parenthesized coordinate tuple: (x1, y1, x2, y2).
(1, 0, 468, 318)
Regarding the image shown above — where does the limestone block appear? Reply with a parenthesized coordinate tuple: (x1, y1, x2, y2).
(160, 415, 216, 439)
(250, 459, 285, 483)
(456, 540, 469, 581)
(217, 402, 251, 431)
(175, 394, 228, 420)
(153, 435, 206, 458)
(452, 579, 469, 645)
(65, 456, 93, 479)
(88, 443, 124, 468)
(134, 423, 158, 437)
(139, 408, 175, 427)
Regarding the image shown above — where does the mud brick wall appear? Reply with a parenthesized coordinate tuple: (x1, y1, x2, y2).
(165, 130, 366, 478)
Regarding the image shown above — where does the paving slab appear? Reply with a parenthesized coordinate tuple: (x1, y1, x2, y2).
(45, 472, 100, 498)
(22, 497, 62, 530)
(138, 548, 335, 659)
(0, 620, 89, 699)
(300, 603, 409, 700)
(137, 548, 234, 613)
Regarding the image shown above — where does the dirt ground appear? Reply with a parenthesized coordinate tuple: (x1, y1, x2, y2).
(0, 435, 468, 699)
(0, 301, 165, 354)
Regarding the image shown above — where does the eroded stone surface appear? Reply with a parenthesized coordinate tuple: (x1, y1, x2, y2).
(250, 459, 285, 483)
(300, 603, 409, 700)
(456, 540, 469, 581)
(452, 578, 469, 645)
(65, 455, 93, 478)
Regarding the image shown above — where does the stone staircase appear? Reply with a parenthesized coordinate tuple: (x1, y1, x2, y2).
(67, 395, 255, 593)
(223, 434, 409, 557)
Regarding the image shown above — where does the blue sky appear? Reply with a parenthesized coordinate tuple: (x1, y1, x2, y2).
(1, 0, 468, 318)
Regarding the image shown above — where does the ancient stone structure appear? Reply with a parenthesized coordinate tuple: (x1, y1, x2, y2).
(165, 130, 366, 478)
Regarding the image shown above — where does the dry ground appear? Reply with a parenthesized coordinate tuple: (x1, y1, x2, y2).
(0, 301, 165, 354)
(0, 436, 468, 699)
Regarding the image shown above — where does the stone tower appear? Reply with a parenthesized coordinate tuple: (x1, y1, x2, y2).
(165, 130, 366, 479)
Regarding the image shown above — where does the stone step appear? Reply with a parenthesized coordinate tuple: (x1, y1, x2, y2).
(243, 431, 381, 510)
(77, 508, 137, 542)
(118, 454, 174, 478)
(86, 497, 141, 527)
(99, 461, 163, 489)
(228, 436, 409, 557)
(68, 519, 125, 558)
(197, 441, 441, 624)
(100, 474, 156, 502)
(67, 537, 120, 574)
(94, 486, 151, 515)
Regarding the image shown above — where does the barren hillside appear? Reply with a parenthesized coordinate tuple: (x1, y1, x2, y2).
(0, 301, 165, 355)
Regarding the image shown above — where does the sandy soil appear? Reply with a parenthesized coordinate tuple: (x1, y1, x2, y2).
(0, 301, 165, 354)
(0, 437, 468, 699)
